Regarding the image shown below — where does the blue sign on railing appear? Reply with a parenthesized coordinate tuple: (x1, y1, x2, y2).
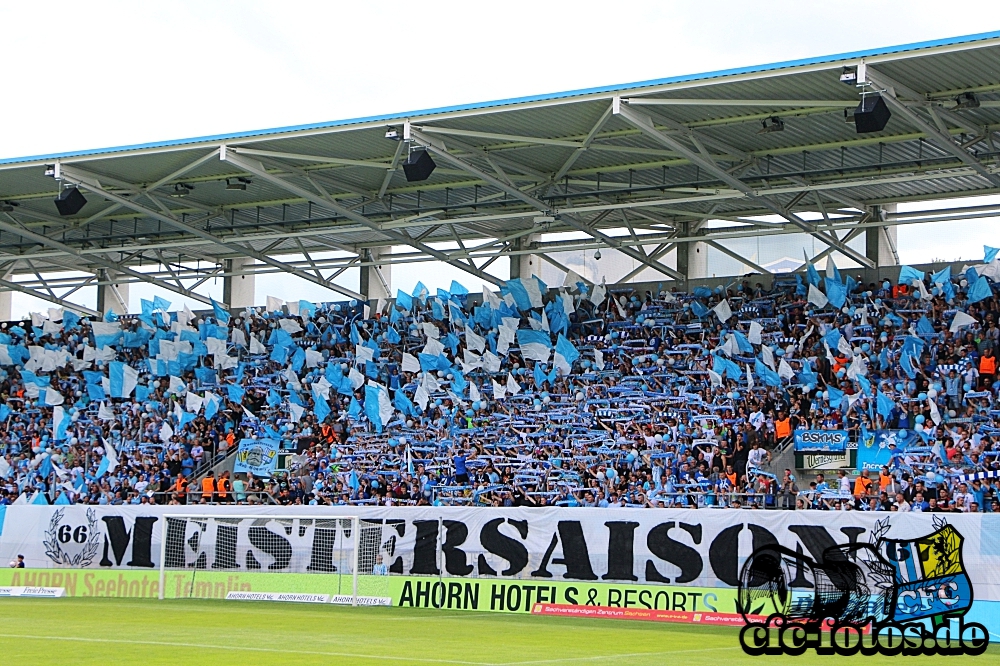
(793, 429, 849, 453)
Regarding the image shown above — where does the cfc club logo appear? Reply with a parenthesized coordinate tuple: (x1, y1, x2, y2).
(737, 516, 989, 656)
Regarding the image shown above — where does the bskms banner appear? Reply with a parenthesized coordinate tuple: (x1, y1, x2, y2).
(794, 429, 849, 453)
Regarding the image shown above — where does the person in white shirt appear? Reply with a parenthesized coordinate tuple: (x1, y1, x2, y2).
(894, 493, 911, 512)
(747, 442, 768, 468)
(956, 483, 976, 511)
(749, 410, 765, 431)
(837, 470, 852, 495)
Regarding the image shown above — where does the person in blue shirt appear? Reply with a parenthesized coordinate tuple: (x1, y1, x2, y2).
(453, 448, 471, 485)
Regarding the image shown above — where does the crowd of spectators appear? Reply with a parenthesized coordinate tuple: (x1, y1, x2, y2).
(2, 256, 1000, 511)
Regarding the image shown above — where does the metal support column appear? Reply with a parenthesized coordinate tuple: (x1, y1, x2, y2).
(223, 257, 256, 308)
(96, 270, 129, 316)
(359, 247, 392, 303)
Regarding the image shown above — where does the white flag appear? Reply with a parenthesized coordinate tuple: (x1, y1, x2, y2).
(492, 379, 507, 401)
(708, 369, 723, 387)
(159, 422, 174, 443)
(761, 344, 775, 371)
(713, 299, 733, 323)
(748, 321, 763, 345)
(778, 358, 796, 380)
(104, 438, 119, 474)
(266, 296, 284, 313)
(464, 326, 485, 353)
(98, 402, 116, 421)
(590, 282, 607, 307)
(950, 311, 977, 333)
(250, 335, 267, 355)
(470, 383, 481, 403)
(289, 402, 305, 423)
(506, 373, 521, 396)
(401, 353, 420, 374)
(807, 284, 828, 308)
(186, 392, 204, 414)
(594, 348, 605, 371)
(482, 351, 501, 373)
(746, 364, 755, 391)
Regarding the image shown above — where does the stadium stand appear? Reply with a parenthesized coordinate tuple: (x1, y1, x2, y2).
(2, 257, 1000, 513)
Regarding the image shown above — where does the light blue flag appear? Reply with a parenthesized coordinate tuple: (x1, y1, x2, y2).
(347, 396, 360, 420)
(39, 455, 53, 479)
(62, 310, 80, 330)
(877, 390, 895, 418)
(505, 279, 533, 311)
(299, 300, 316, 319)
(31, 492, 49, 505)
(152, 295, 172, 312)
(395, 290, 413, 312)
(822, 328, 842, 350)
(986, 246, 999, 263)
(95, 455, 110, 478)
(690, 301, 709, 318)
(178, 410, 197, 428)
(365, 384, 383, 433)
(899, 265, 924, 285)
(227, 383, 245, 403)
(968, 276, 992, 304)
(449, 280, 469, 298)
(899, 352, 916, 379)
(824, 277, 847, 309)
(754, 359, 781, 387)
(803, 250, 821, 287)
(54, 492, 72, 505)
(211, 298, 231, 323)
(141, 299, 154, 317)
(348, 470, 360, 490)
(311, 394, 331, 423)
(931, 265, 951, 285)
(555, 334, 580, 365)
(916, 315, 935, 336)
(826, 385, 845, 408)
(411, 281, 429, 302)
(516, 329, 552, 349)
(393, 389, 417, 417)
(385, 326, 401, 344)
(856, 374, 872, 397)
(204, 393, 220, 420)
(109, 362, 125, 397)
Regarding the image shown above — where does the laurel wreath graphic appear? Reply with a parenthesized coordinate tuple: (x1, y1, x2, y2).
(43, 508, 101, 567)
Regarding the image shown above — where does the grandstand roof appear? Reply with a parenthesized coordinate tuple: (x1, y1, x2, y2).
(2, 30, 1000, 306)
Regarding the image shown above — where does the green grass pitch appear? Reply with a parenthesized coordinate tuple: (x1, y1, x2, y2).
(0, 597, 996, 665)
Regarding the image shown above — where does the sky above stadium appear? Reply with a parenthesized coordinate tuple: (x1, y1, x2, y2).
(1, 1, 999, 315)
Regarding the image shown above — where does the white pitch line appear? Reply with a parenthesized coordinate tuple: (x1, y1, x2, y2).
(0, 634, 492, 665)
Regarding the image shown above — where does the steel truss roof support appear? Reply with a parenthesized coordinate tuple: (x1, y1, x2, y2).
(0, 210, 216, 308)
(220, 148, 505, 288)
(613, 98, 876, 269)
(864, 66, 1000, 189)
(408, 127, 685, 281)
(58, 163, 366, 302)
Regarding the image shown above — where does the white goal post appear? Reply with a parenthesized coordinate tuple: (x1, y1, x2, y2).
(157, 514, 390, 606)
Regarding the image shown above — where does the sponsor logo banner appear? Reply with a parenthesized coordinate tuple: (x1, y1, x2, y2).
(226, 591, 329, 603)
(0, 586, 65, 597)
(530, 603, 753, 626)
(794, 429, 849, 453)
(330, 595, 392, 606)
